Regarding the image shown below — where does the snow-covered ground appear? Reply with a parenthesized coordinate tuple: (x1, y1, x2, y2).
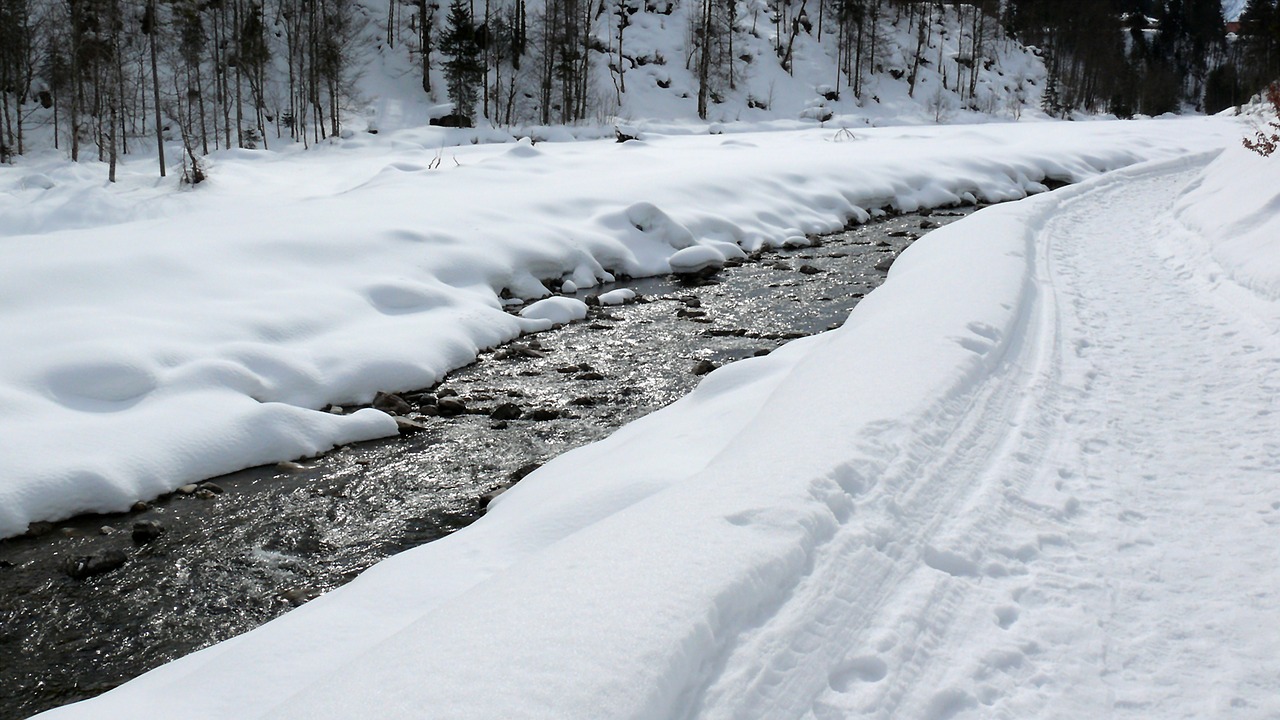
(0, 117, 1238, 539)
(28, 114, 1280, 717)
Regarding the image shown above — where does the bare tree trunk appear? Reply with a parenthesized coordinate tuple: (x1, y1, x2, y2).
(148, 0, 166, 176)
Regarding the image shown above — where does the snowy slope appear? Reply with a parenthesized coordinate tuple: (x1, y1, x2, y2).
(37, 136, 1280, 719)
(352, 0, 1047, 131)
(1223, 0, 1248, 22)
(0, 117, 1238, 539)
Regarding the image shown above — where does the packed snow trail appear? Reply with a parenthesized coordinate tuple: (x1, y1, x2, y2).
(37, 153, 1280, 719)
(795, 161, 1280, 718)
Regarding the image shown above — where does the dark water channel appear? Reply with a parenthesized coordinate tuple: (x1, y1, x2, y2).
(0, 207, 975, 719)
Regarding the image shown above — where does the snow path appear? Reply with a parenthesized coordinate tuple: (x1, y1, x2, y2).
(788, 162, 1280, 718)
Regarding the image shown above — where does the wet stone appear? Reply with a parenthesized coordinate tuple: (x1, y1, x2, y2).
(437, 397, 467, 416)
(131, 521, 165, 545)
(799, 265, 823, 275)
(491, 403, 523, 421)
(65, 551, 128, 580)
(372, 392, 412, 416)
(395, 416, 429, 434)
(691, 359, 717, 375)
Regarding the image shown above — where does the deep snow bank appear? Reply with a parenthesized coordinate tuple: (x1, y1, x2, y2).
(35, 151, 1232, 719)
(1174, 140, 1280, 302)
(0, 118, 1237, 538)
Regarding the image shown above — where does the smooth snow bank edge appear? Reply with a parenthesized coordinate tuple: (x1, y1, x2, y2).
(37, 152, 1219, 720)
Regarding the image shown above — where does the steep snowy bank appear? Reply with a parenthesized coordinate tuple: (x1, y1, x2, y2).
(0, 118, 1236, 537)
(1175, 142, 1280, 302)
(41, 144, 1267, 720)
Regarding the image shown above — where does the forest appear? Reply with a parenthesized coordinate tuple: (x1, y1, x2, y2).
(0, 0, 1276, 178)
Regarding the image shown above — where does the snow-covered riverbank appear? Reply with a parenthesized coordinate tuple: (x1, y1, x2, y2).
(35, 124, 1280, 717)
(0, 117, 1239, 538)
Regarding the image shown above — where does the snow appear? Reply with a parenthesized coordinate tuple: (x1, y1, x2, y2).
(519, 296, 591, 326)
(597, 288, 637, 306)
(0, 118, 1241, 539)
(1222, 0, 1249, 22)
(1175, 143, 1280, 302)
(0, 118, 1240, 539)
(32, 115, 1280, 718)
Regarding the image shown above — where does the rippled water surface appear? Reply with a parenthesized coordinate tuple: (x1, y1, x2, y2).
(0, 207, 974, 719)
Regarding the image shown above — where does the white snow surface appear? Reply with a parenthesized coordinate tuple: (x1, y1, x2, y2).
(0, 118, 1238, 537)
(35, 117, 1280, 718)
(1223, 0, 1248, 22)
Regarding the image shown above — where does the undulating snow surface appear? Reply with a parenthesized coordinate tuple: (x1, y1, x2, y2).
(37, 133, 1280, 718)
(0, 118, 1237, 538)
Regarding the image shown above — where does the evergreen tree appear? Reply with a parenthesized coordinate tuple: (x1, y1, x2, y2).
(441, 0, 482, 120)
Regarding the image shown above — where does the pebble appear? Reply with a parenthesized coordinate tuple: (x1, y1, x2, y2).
(280, 587, 320, 606)
(131, 501, 150, 513)
(372, 391, 412, 416)
(274, 463, 306, 474)
(691, 359, 717, 375)
(132, 520, 165, 544)
(24, 521, 54, 537)
(395, 416, 429, 433)
(799, 264, 823, 275)
(491, 403, 523, 420)
(437, 397, 467, 416)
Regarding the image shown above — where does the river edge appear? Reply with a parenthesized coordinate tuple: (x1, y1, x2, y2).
(1, 204, 984, 719)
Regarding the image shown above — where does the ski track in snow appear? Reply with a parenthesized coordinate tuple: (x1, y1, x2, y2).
(688, 164, 1280, 718)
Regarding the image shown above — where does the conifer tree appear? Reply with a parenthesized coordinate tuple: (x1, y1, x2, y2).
(441, 0, 483, 120)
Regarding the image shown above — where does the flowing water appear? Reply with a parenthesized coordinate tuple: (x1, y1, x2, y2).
(0, 207, 975, 719)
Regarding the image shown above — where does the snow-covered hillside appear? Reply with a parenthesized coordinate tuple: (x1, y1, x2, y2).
(35, 113, 1280, 718)
(1223, 0, 1248, 22)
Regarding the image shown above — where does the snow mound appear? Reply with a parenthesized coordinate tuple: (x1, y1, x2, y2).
(519, 297, 590, 326)
(597, 289, 636, 306)
(668, 245, 726, 275)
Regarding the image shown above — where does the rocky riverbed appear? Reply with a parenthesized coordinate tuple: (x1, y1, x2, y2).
(0, 206, 975, 720)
